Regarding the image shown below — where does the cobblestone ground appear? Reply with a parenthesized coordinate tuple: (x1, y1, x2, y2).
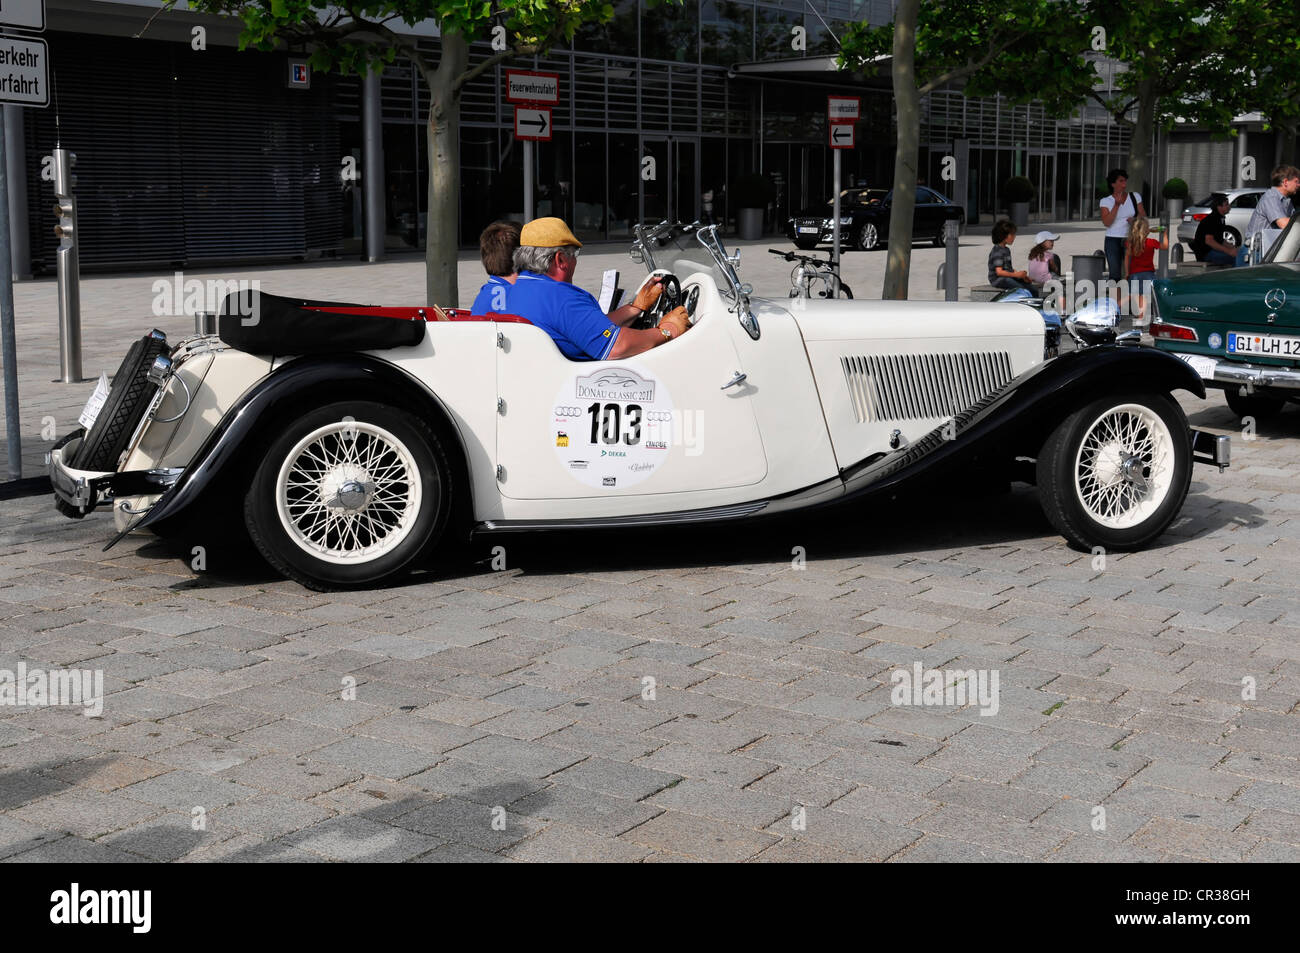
(1, 391, 1298, 861)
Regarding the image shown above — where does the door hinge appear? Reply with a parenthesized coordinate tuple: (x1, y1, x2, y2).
(496, 331, 505, 348)
(496, 464, 505, 482)
(497, 397, 506, 415)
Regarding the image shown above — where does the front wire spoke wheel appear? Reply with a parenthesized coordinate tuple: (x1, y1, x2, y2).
(1072, 403, 1174, 530)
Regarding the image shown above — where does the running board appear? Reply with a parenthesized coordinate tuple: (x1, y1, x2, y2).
(477, 499, 770, 533)
(475, 474, 854, 534)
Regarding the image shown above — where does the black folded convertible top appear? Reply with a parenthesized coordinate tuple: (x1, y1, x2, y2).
(217, 290, 425, 355)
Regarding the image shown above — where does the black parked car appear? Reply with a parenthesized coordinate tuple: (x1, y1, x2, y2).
(787, 187, 966, 251)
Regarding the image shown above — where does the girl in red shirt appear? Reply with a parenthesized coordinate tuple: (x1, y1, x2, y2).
(1123, 216, 1167, 327)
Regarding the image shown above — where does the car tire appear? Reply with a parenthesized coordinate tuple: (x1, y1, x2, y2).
(1036, 392, 1192, 551)
(1222, 226, 1242, 248)
(793, 236, 819, 251)
(244, 401, 452, 590)
(855, 223, 880, 251)
(1225, 389, 1285, 421)
(71, 333, 169, 473)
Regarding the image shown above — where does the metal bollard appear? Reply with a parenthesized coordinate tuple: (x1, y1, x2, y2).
(195, 311, 218, 335)
(53, 148, 84, 382)
(943, 219, 959, 301)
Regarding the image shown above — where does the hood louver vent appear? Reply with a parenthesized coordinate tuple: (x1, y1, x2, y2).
(841, 351, 1014, 424)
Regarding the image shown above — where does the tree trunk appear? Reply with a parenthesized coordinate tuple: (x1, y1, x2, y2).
(425, 32, 468, 308)
(883, 0, 921, 301)
(1126, 69, 1158, 206)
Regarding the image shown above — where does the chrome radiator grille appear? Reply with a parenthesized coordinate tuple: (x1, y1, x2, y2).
(840, 351, 1014, 423)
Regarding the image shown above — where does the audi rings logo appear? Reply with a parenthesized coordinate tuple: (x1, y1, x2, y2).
(645, 410, 673, 422)
(554, 406, 582, 417)
(1265, 288, 1287, 310)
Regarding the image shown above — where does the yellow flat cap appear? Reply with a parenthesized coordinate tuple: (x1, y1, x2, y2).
(520, 217, 582, 248)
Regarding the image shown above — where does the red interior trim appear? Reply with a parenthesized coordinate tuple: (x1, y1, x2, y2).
(304, 305, 532, 325)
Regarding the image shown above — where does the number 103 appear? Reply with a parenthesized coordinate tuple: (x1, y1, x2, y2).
(587, 402, 642, 445)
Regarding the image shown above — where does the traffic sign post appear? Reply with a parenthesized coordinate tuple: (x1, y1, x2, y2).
(829, 123, 855, 149)
(827, 97, 858, 267)
(506, 70, 559, 106)
(0, 1, 46, 480)
(514, 107, 552, 142)
(506, 71, 560, 222)
(827, 96, 860, 121)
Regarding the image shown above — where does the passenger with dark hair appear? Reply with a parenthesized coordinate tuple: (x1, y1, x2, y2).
(470, 221, 522, 316)
(988, 220, 1033, 292)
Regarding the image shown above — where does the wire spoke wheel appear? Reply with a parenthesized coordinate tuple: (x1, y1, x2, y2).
(1037, 391, 1192, 552)
(1072, 403, 1175, 530)
(276, 421, 422, 564)
(246, 401, 451, 589)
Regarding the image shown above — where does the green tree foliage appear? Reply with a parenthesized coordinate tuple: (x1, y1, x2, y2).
(1084, 0, 1300, 189)
(187, 0, 620, 307)
(840, 0, 1091, 299)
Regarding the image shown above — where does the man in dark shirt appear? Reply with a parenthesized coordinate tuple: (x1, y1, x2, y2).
(1191, 194, 1238, 265)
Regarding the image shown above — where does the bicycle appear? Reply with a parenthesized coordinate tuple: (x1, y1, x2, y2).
(768, 248, 853, 299)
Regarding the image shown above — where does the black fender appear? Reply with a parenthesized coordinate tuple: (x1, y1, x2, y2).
(836, 342, 1205, 504)
(136, 353, 473, 534)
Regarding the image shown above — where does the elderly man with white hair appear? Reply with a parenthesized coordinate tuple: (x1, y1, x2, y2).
(500, 217, 691, 361)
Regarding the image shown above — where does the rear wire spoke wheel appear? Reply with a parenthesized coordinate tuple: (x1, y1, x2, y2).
(278, 423, 420, 561)
(245, 402, 450, 589)
(1036, 393, 1191, 550)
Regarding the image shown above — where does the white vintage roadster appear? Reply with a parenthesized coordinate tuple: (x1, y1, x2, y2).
(50, 224, 1230, 589)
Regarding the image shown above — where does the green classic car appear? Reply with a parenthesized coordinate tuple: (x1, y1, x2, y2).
(1151, 220, 1300, 419)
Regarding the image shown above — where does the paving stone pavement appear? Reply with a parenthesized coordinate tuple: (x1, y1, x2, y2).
(2, 382, 1300, 862)
(2, 230, 1299, 862)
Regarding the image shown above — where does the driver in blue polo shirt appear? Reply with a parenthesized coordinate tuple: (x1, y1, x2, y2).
(492, 217, 691, 360)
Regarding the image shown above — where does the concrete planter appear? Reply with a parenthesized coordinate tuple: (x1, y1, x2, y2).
(1010, 202, 1030, 227)
(737, 208, 764, 240)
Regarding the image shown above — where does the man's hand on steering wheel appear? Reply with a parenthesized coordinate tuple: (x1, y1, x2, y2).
(632, 276, 664, 312)
(659, 306, 690, 340)
(646, 274, 682, 325)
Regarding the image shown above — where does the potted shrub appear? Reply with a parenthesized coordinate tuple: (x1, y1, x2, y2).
(1004, 175, 1034, 227)
(1162, 177, 1190, 226)
(731, 173, 775, 240)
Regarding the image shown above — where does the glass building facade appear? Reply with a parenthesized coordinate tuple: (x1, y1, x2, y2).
(21, 4, 1134, 272)
(335, 1, 1133, 250)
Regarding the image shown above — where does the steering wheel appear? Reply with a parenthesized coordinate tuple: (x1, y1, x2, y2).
(683, 285, 700, 322)
(646, 273, 681, 326)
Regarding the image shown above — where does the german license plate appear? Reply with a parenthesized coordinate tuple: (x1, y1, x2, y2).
(797, 227, 819, 234)
(1227, 332, 1300, 357)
